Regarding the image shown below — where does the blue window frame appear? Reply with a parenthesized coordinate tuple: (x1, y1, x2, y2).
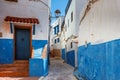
(57, 25, 59, 33)
(57, 38, 60, 42)
(54, 27, 56, 34)
(54, 25, 59, 35)
(55, 39, 56, 43)
(33, 24, 35, 35)
(10, 22, 13, 33)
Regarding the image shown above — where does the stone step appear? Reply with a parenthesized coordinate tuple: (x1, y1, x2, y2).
(0, 64, 28, 68)
(0, 71, 29, 77)
(14, 60, 29, 64)
(0, 60, 29, 68)
(0, 60, 29, 77)
(0, 67, 28, 71)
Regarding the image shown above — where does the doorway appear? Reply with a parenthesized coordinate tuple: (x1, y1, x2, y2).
(14, 26, 32, 60)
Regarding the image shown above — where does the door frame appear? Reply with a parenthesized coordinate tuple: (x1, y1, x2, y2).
(14, 25, 32, 60)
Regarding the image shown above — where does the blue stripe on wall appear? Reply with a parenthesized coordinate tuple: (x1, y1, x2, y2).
(66, 50, 75, 67)
(77, 39, 120, 80)
(0, 39, 14, 64)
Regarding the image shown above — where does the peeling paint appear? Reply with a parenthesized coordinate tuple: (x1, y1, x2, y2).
(80, 0, 99, 24)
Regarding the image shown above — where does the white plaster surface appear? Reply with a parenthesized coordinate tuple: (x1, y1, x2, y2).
(51, 17, 64, 49)
(0, 0, 50, 40)
(78, 0, 120, 46)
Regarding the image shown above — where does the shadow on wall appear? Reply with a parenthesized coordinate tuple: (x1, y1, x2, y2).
(32, 40, 47, 58)
(30, 41, 48, 77)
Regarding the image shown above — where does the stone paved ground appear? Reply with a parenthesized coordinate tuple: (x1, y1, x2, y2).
(43, 58, 77, 80)
(0, 58, 77, 80)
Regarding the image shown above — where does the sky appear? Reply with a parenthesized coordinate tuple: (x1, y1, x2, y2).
(51, 0, 68, 22)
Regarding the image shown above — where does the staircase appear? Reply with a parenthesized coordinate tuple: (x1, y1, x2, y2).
(0, 60, 29, 77)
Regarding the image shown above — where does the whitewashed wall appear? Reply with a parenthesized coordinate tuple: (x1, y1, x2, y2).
(51, 17, 64, 49)
(65, 0, 75, 39)
(78, 0, 120, 46)
(60, 26, 66, 49)
(0, 0, 50, 40)
(64, 0, 82, 67)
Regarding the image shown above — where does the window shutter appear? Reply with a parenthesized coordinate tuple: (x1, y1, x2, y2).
(57, 25, 59, 33)
(10, 22, 13, 33)
(55, 39, 57, 43)
(33, 24, 35, 35)
(57, 38, 60, 42)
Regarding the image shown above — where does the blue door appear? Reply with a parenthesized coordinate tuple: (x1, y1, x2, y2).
(15, 29, 30, 60)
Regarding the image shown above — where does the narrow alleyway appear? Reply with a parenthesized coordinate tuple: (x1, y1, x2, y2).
(0, 58, 76, 80)
(43, 58, 76, 80)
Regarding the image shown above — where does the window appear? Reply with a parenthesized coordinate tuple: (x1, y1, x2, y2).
(54, 25, 59, 35)
(71, 42, 73, 48)
(57, 25, 59, 33)
(55, 39, 57, 43)
(57, 38, 60, 42)
(5, 0, 18, 2)
(54, 27, 56, 34)
(71, 12, 73, 22)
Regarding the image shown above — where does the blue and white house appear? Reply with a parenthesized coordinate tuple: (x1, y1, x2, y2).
(0, 0, 50, 76)
(61, 0, 81, 67)
(50, 17, 64, 57)
(75, 0, 120, 79)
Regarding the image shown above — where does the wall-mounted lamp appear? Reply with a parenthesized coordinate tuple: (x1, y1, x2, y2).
(54, 9, 61, 18)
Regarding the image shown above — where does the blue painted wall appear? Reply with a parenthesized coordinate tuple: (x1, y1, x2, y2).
(0, 39, 14, 64)
(77, 39, 120, 80)
(61, 48, 65, 60)
(0, 39, 47, 64)
(0, 39, 48, 76)
(29, 58, 48, 76)
(66, 50, 75, 67)
(30, 40, 48, 76)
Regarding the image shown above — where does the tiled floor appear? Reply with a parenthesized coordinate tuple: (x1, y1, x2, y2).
(0, 58, 76, 80)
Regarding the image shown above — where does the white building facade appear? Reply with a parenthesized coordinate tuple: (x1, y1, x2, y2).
(0, 0, 50, 76)
(50, 17, 64, 57)
(61, 0, 82, 67)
